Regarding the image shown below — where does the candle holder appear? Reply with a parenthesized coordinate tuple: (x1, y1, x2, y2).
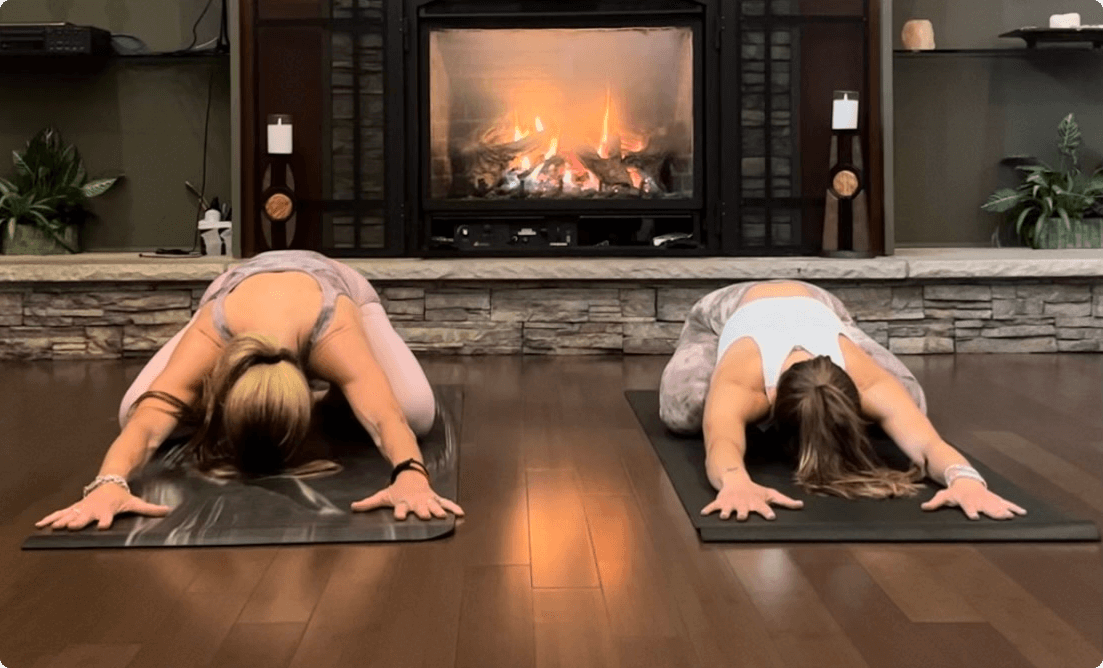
(822, 91, 872, 259)
(259, 114, 300, 251)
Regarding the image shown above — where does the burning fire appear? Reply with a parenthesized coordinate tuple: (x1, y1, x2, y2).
(492, 86, 651, 195)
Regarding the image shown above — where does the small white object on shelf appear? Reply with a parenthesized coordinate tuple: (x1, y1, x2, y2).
(1050, 13, 1081, 28)
(831, 92, 859, 131)
(198, 210, 231, 256)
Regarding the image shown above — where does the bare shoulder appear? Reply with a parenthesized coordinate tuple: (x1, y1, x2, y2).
(838, 334, 893, 392)
(714, 336, 762, 385)
(148, 304, 223, 399)
(308, 295, 371, 385)
(711, 337, 771, 420)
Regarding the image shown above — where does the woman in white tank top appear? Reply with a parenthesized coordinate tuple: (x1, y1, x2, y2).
(661, 280, 1026, 523)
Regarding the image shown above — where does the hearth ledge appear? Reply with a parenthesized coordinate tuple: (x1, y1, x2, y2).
(0, 248, 1101, 282)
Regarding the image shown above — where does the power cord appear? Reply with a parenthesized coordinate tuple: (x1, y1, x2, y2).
(115, 0, 226, 257)
(110, 0, 226, 57)
(152, 45, 218, 257)
(180, 0, 217, 53)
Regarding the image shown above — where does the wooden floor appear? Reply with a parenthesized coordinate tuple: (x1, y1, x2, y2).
(0, 354, 1101, 668)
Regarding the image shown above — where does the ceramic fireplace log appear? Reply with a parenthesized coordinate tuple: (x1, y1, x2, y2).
(623, 146, 678, 191)
(577, 145, 633, 189)
(454, 131, 548, 194)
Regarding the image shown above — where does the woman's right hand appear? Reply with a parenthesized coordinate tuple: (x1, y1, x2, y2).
(34, 484, 171, 531)
(701, 477, 804, 521)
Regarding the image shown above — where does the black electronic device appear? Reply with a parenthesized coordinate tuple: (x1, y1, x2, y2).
(453, 221, 577, 251)
(0, 22, 113, 56)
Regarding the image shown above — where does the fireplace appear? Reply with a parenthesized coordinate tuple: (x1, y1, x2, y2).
(240, 0, 883, 258)
(427, 27, 696, 203)
(411, 1, 709, 256)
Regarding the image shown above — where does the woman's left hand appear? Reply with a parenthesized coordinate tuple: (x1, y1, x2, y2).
(920, 479, 1027, 520)
(351, 470, 465, 520)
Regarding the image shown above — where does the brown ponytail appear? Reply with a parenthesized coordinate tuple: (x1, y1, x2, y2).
(773, 355, 924, 500)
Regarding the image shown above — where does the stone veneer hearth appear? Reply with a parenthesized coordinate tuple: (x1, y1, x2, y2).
(1, 250, 1102, 359)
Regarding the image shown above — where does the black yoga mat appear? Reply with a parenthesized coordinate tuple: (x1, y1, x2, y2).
(23, 385, 463, 549)
(626, 390, 1099, 542)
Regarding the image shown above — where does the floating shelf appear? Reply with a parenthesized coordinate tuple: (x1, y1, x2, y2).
(999, 27, 1103, 49)
(894, 47, 1102, 57)
(0, 50, 228, 75)
(113, 51, 229, 64)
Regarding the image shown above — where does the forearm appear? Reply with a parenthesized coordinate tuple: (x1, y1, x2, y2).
(96, 422, 162, 480)
(376, 420, 424, 467)
(918, 439, 972, 487)
(705, 436, 751, 491)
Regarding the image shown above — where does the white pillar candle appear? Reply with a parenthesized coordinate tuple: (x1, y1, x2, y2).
(1050, 13, 1081, 28)
(267, 114, 293, 155)
(832, 93, 859, 131)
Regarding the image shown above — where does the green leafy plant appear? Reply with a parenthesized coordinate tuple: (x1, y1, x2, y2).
(0, 127, 121, 253)
(982, 114, 1103, 248)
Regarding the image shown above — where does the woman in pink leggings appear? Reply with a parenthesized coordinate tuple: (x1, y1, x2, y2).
(36, 250, 461, 531)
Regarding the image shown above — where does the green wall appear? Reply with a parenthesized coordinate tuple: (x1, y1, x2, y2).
(0, 0, 231, 252)
(892, 0, 1103, 246)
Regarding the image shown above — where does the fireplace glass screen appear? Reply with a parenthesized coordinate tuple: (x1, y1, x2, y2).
(428, 27, 695, 202)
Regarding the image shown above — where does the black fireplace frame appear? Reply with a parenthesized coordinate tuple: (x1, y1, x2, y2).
(402, 0, 720, 257)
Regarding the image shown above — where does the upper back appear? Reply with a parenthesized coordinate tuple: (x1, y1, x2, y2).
(204, 251, 352, 351)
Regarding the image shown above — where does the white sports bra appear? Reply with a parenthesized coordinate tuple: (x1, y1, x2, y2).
(716, 296, 847, 388)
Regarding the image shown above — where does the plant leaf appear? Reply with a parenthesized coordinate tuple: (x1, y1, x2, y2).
(981, 188, 1023, 213)
(81, 178, 118, 198)
(1057, 113, 1082, 164)
(1058, 208, 1072, 231)
(1014, 207, 1032, 237)
(12, 150, 32, 178)
(71, 163, 87, 188)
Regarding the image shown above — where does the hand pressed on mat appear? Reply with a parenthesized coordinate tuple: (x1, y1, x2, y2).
(352, 469, 464, 521)
(922, 478, 1027, 521)
(34, 484, 171, 531)
(701, 475, 804, 521)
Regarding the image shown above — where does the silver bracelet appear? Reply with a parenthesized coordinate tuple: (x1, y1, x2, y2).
(943, 464, 987, 489)
(83, 475, 130, 498)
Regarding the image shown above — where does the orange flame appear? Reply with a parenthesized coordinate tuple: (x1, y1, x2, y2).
(513, 110, 528, 141)
(545, 135, 559, 160)
(598, 87, 612, 159)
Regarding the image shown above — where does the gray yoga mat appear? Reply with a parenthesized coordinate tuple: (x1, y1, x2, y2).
(23, 386, 463, 549)
(626, 390, 1100, 542)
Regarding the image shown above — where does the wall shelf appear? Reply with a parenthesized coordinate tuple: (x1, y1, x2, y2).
(0, 50, 228, 75)
(894, 48, 1103, 57)
(112, 51, 229, 64)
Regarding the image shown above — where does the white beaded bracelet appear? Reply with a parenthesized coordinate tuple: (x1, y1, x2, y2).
(82, 475, 130, 498)
(944, 464, 987, 489)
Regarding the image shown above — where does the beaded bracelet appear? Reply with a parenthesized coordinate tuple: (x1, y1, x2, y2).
(83, 474, 130, 498)
(943, 464, 987, 489)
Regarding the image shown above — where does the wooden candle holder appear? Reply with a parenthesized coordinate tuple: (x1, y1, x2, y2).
(822, 130, 873, 258)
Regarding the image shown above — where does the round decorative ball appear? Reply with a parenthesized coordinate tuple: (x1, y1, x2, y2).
(264, 193, 294, 222)
(832, 170, 860, 198)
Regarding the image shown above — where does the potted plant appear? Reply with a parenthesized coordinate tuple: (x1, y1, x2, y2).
(0, 127, 121, 255)
(982, 114, 1103, 249)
